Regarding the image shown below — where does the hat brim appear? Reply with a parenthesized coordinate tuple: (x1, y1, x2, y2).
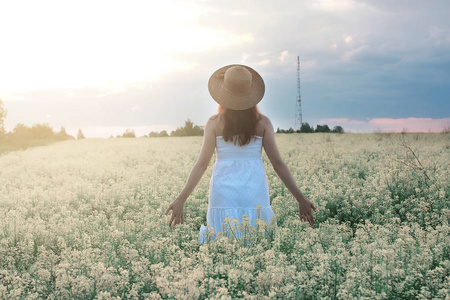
(208, 64, 265, 110)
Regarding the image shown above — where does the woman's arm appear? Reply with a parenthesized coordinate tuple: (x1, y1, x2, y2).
(262, 116, 317, 226)
(164, 117, 216, 229)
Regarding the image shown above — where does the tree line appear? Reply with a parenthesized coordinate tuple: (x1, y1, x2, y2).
(277, 122, 345, 134)
(0, 99, 84, 146)
(5, 123, 76, 141)
(146, 120, 344, 138)
(115, 119, 204, 138)
(116, 119, 346, 138)
(1, 97, 343, 145)
(146, 119, 204, 138)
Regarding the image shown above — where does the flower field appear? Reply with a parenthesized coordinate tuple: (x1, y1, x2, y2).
(0, 133, 449, 299)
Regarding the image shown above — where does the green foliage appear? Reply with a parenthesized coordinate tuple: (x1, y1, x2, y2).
(277, 123, 342, 134)
(30, 123, 54, 139)
(315, 124, 331, 132)
(12, 123, 32, 140)
(300, 122, 314, 133)
(332, 125, 345, 133)
(8, 123, 68, 140)
(0, 98, 6, 138)
(54, 127, 75, 141)
(77, 129, 85, 140)
(0, 123, 75, 155)
(149, 130, 169, 137)
(0, 101, 75, 154)
(276, 127, 295, 134)
(149, 120, 202, 138)
(120, 129, 136, 138)
(170, 119, 203, 137)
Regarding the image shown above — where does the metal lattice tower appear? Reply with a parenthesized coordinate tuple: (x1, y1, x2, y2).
(295, 56, 303, 130)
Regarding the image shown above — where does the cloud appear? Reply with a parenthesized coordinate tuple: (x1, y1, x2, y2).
(1, 0, 450, 137)
(369, 117, 450, 132)
(256, 59, 271, 66)
(308, 0, 361, 12)
(319, 118, 366, 125)
(319, 117, 450, 133)
(279, 50, 289, 65)
(340, 45, 401, 65)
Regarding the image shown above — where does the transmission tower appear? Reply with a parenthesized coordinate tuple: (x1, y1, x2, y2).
(294, 56, 303, 130)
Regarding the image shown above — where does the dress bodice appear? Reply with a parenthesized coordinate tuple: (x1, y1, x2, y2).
(215, 136, 263, 161)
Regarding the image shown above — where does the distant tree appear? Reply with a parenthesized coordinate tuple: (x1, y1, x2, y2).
(122, 129, 136, 138)
(277, 123, 315, 134)
(332, 125, 345, 134)
(30, 123, 53, 139)
(12, 123, 32, 140)
(150, 130, 170, 137)
(56, 127, 75, 140)
(184, 119, 195, 136)
(315, 124, 331, 133)
(300, 122, 314, 133)
(171, 119, 204, 137)
(0, 98, 6, 139)
(10, 123, 55, 140)
(77, 129, 85, 140)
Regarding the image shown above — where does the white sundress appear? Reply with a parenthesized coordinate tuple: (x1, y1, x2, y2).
(198, 135, 277, 244)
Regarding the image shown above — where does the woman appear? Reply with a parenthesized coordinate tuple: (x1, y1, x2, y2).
(165, 64, 316, 243)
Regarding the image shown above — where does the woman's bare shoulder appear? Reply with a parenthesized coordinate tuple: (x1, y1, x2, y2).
(206, 113, 222, 135)
(209, 113, 220, 120)
(207, 114, 221, 125)
(258, 114, 274, 134)
(256, 114, 270, 137)
(259, 114, 271, 124)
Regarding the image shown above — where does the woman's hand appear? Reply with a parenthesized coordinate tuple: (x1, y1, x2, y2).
(297, 196, 317, 227)
(262, 117, 317, 227)
(163, 116, 215, 231)
(164, 197, 185, 229)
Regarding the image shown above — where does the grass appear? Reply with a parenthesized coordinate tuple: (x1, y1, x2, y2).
(0, 138, 65, 155)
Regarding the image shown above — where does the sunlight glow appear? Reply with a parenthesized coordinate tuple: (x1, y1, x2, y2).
(309, 0, 356, 11)
(0, 0, 239, 94)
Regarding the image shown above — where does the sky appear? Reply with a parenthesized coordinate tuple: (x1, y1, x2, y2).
(1, 0, 449, 137)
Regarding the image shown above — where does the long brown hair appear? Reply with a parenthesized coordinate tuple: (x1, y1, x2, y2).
(218, 105, 262, 146)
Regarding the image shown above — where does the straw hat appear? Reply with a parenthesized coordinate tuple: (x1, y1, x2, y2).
(208, 64, 265, 110)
